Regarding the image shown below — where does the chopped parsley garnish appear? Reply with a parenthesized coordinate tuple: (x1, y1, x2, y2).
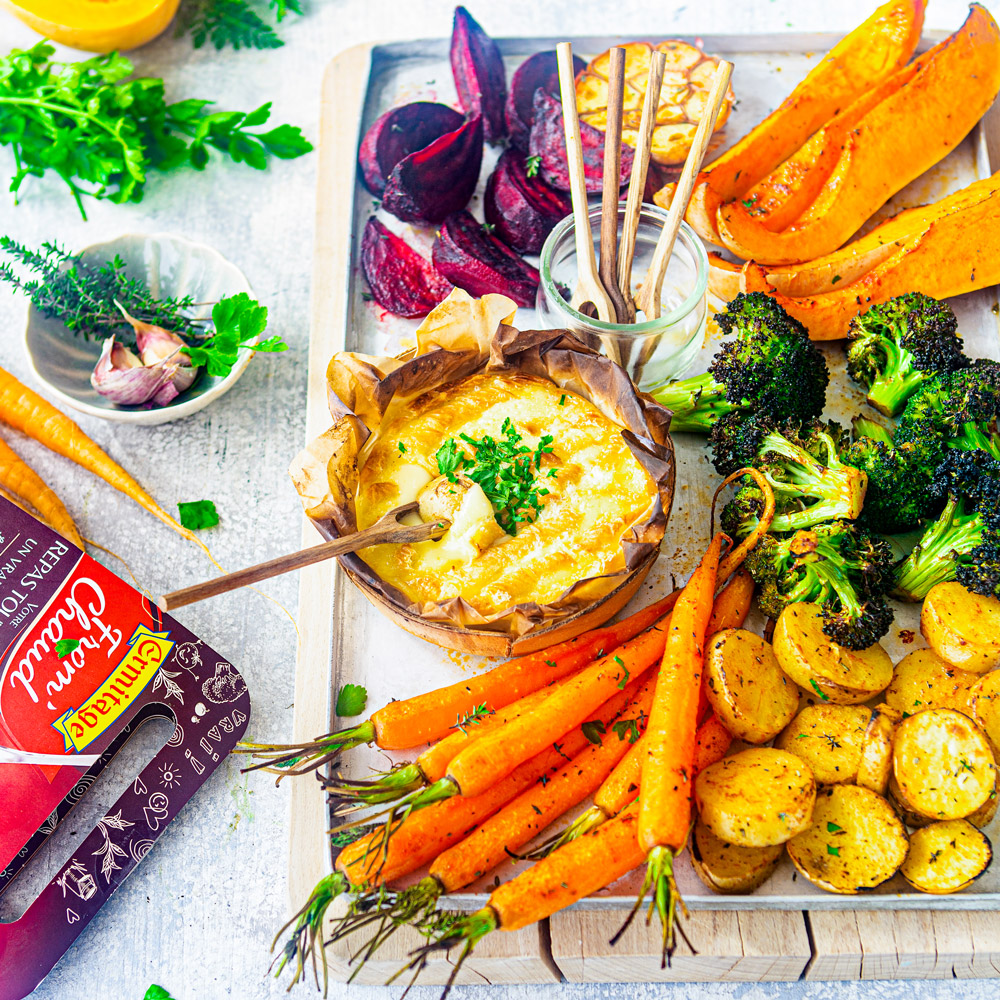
(335, 683, 368, 717)
(524, 154, 542, 178)
(581, 720, 605, 745)
(809, 678, 830, 702)
(177, 499, 219, 530)
(55, 639, 80, 658)
(434, 418, 557, 535)
(397, 441, 406, 453)
(616, 665, 630, 690)
(827, 844, 841, 857)
(827, 822, 843, 834)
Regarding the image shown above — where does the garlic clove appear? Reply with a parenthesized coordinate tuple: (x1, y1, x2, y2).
(91, 336, 176, 407)
(115, 303, 197, 370)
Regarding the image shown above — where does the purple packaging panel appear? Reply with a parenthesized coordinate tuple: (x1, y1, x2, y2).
(0, 497, 250, 999)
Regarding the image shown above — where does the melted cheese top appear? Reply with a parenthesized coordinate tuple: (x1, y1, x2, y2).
(356, 372, 658, 618)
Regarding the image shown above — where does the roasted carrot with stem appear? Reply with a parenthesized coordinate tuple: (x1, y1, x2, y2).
(628, 532, 725, 964)
(0, 367, 203, 549)
(398, 800, 647, 997)
(238, 589, 680, 774)
(0, 435, 83, 547)
(274, 677, 649, 990)
(327, 673, 659, 965)
(526, 707, 733, 860)
(330, 672, 651, 869)
(325, 671, 586, 808)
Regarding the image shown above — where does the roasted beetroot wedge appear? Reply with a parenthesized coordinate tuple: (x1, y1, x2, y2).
(358, 102, 464, 196)
(484, 149, 570, 254)
(382, 113, 484, 225)
(506, 50, 585, 151)
(361, 218, 453, 318)
(432, 210, 539, 307)
(529, 90, 633, 194)
(450, 6, 506, 143)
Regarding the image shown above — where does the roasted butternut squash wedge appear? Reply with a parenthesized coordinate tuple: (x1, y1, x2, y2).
(0, 0, 180, 51)
(718, 5, 1000, 265)
(684, 0, 926, 243)
(901, 820, 992, 894)
(740, 187, 1000, 339)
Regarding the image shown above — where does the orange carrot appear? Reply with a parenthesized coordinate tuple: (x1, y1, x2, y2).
(400, 801, 648, 989)
(335, 674, 646, 886)
(693, 713, 733, 772)
(432, 673, 656, 892)
(240, 592, 680, 774)
(446, 622, 669, 799)
(0, 436, 83, 547)
(369, 590, 679, 750)
(635, 532, 725, 960)
(0, 367, 200, 546)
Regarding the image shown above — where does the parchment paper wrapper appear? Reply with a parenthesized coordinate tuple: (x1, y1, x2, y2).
(290, 289, 676, 635)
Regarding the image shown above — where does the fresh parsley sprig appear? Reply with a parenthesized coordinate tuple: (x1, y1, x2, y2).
(181, 293, 287, 376)
(435, 418, 557, 535)
(0, 43, 312, 217)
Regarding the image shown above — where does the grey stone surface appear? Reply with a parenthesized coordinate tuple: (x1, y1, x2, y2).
(0, 0, 991, 997)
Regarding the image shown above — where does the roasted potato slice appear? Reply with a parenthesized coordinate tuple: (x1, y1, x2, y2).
(704, 629, 799, 744)
(966, 669, 1000, 751)
(774, 603, 893, 704)
(691, 817, 784, 894)
(786, 784, 908, 894)
(900, 819, 993, 894)
(856, 704, 901, 796)
(694, 747, 816, 848)
(774, 704, 870, 785)
(921, 582, 1000, 673)
(884, 647, 978, 716)
(892, 708, 997, 821)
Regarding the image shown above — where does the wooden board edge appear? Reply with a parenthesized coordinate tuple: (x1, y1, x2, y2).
(286, 42, 375, 917)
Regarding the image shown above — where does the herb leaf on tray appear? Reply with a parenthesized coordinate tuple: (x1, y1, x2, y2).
(177, 500, 220, 530)
(0, 42, 312, 217)
(336, 683, 368, 718)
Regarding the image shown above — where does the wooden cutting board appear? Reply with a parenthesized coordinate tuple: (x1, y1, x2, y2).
(286, 41, 1000, 987)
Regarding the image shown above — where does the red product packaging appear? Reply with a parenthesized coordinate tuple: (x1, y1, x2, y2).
(0, 498, 251, 999)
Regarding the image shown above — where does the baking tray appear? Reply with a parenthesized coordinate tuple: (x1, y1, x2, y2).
(290, 29, 1000, 926)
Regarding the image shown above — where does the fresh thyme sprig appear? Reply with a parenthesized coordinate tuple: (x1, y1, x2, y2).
(0, 237, 201, 342)
(435, 417, 557, 535)
(451, 703, 494, 736)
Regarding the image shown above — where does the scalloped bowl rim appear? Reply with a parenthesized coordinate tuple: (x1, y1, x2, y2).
(22, 232, 254, 426)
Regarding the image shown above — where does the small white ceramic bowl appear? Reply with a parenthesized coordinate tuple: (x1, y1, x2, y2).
(23, 233, 253, 426)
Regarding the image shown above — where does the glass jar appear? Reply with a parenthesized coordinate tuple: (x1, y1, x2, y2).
(536, 202, 708, 391)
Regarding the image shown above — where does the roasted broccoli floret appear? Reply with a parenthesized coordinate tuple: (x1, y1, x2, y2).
(846, 293, 966, 417)
(892, 450, 1000, 601)
(653, 292, 829, 432)
(841, 424, 943, 535)
(745, 521, 895, 649)
(709, 414, 867, 533)
(896, 360, 1000, 462)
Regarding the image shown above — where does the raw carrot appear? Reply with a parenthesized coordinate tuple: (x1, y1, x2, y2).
(334, 672, 650, 875)
(0, 436, 83, 547)
(446, 623, 670, 798)
(635, 532, 725, 961)
(239, 590, 680, 773)
(0, 367, 200, 547)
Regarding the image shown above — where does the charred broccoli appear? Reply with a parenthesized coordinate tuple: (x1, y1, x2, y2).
(895, 360, 1000, 462)
(846, 293, 966, 417)
(841, 419, 943, 534)
(710, 414, 867, 533)
(892, 449, 1000, 601)
(653, 292, 829, 432)
(745, 521, 895, 649)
